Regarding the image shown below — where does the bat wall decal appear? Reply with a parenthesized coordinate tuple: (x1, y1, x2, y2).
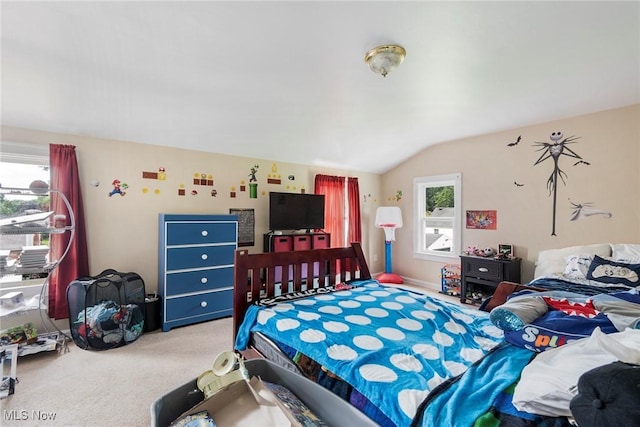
(507, 135, 522, 147)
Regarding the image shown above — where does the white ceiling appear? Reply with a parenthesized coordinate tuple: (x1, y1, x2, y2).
(2, 1, 639, 174)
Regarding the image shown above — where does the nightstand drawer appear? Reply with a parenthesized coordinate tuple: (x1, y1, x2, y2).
(463, 258, 502, 280)
(165, 289, 233, 322)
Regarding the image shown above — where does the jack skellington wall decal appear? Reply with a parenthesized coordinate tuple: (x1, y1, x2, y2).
(508, 132, 612, 236)
(533, 131, 586, 236)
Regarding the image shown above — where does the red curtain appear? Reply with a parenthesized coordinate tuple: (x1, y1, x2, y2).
(48, 144, 90, 319)
(314, 174, 345, 247)
(347, 177, 362, 244)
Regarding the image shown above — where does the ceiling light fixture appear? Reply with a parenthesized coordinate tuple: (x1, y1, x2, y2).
(364, 45, 406, 77)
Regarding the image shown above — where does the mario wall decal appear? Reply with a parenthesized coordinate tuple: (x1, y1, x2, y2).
(142, 167, 167, 180)
(268, 163, 282, 184)
(248, 164, 259, 199)
(193, 172, 214, 186)
(108, 179, 127, 197)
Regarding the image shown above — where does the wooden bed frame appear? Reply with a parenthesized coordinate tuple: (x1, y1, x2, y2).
(233, 242, 372, 340)
(228, 244, 630, 425)
(231, 242, 544, 339)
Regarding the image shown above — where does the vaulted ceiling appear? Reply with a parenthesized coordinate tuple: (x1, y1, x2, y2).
(2, 1, 638, 174)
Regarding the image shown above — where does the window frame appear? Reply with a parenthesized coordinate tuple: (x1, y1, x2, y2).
(1, 142, 50, 288)
(412, 173, 462, 262)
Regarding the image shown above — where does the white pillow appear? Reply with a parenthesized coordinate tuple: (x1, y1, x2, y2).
(534, 243, 612, 279)
(611, 243, 640, 260)
(562, 254, 593, 280)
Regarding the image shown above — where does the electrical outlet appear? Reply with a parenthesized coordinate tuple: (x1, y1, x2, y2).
(373, 254, 378, 262)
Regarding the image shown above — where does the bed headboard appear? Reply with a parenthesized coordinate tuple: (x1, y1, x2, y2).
(232, 242, 371, 340)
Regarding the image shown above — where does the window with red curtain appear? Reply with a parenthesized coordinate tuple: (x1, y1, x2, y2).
(314, 174, 345, 247)
(49, 144, 90, 319)
(314, 174, 362, 247)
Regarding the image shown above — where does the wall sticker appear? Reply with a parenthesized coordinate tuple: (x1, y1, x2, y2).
(532, 131, 587, 236)
(193, 172, 214, 186)
(508, 132, 612, 235)
(268, 163, 282, 184)
(569, 200, 612, 221)
(108, 179, 127, 197)
(142, 167, 167, 180)
(248, 164, 259, 199)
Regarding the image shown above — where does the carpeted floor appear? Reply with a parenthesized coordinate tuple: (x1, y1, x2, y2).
(1, 316, 233, 426)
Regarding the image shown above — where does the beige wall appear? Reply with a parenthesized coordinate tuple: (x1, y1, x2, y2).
(1, 127, 384, 293)
(3, 104, 638, 295)
(383, 104, 640, 287)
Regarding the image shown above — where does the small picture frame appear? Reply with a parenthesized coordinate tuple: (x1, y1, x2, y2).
(498, 244, 514, 258)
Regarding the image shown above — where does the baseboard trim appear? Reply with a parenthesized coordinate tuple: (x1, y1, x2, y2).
(371, 272, 440, 293)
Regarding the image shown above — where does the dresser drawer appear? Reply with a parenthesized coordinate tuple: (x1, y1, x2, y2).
(165, 267, 234, 296)
(165, 289, 233, 322)
(166, 244, 235, 271)
(166, 221, 237, 245)
(463, 258, 502, 280)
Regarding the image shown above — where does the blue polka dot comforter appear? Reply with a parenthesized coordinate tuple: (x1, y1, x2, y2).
(235, 280, 532, 426)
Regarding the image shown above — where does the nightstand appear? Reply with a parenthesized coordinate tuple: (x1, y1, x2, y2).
(459, 255, 521, 304)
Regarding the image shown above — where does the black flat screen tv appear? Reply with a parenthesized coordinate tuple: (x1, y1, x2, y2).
(269, 192, 325, 232)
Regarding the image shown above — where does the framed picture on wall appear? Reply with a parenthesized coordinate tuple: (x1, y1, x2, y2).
(498, 244, 514, 258)
(465, 210, 497, 230)
(229, 208, 255, 247)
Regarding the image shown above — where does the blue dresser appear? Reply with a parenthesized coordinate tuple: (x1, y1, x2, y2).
(158, 214, 238, 332)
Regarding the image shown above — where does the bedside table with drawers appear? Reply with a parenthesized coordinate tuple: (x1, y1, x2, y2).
(459, 255, 521, 304)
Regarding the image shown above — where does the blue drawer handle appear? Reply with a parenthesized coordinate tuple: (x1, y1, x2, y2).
(201, 230, 208, 237)
(201, 277, 208, 284)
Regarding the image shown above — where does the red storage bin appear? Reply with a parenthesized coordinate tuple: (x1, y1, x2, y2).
(293, 235, 311, 251)
(272, 236, 293, 252)
(312, 234, 330, 249)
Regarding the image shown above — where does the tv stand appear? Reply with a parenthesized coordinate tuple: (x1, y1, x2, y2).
(263, 231, 331, 283)
(263, 231, 330, 253)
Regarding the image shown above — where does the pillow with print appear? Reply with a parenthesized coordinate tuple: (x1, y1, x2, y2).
(563, 254, 594, 280)
(586, 255, 640, 287)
